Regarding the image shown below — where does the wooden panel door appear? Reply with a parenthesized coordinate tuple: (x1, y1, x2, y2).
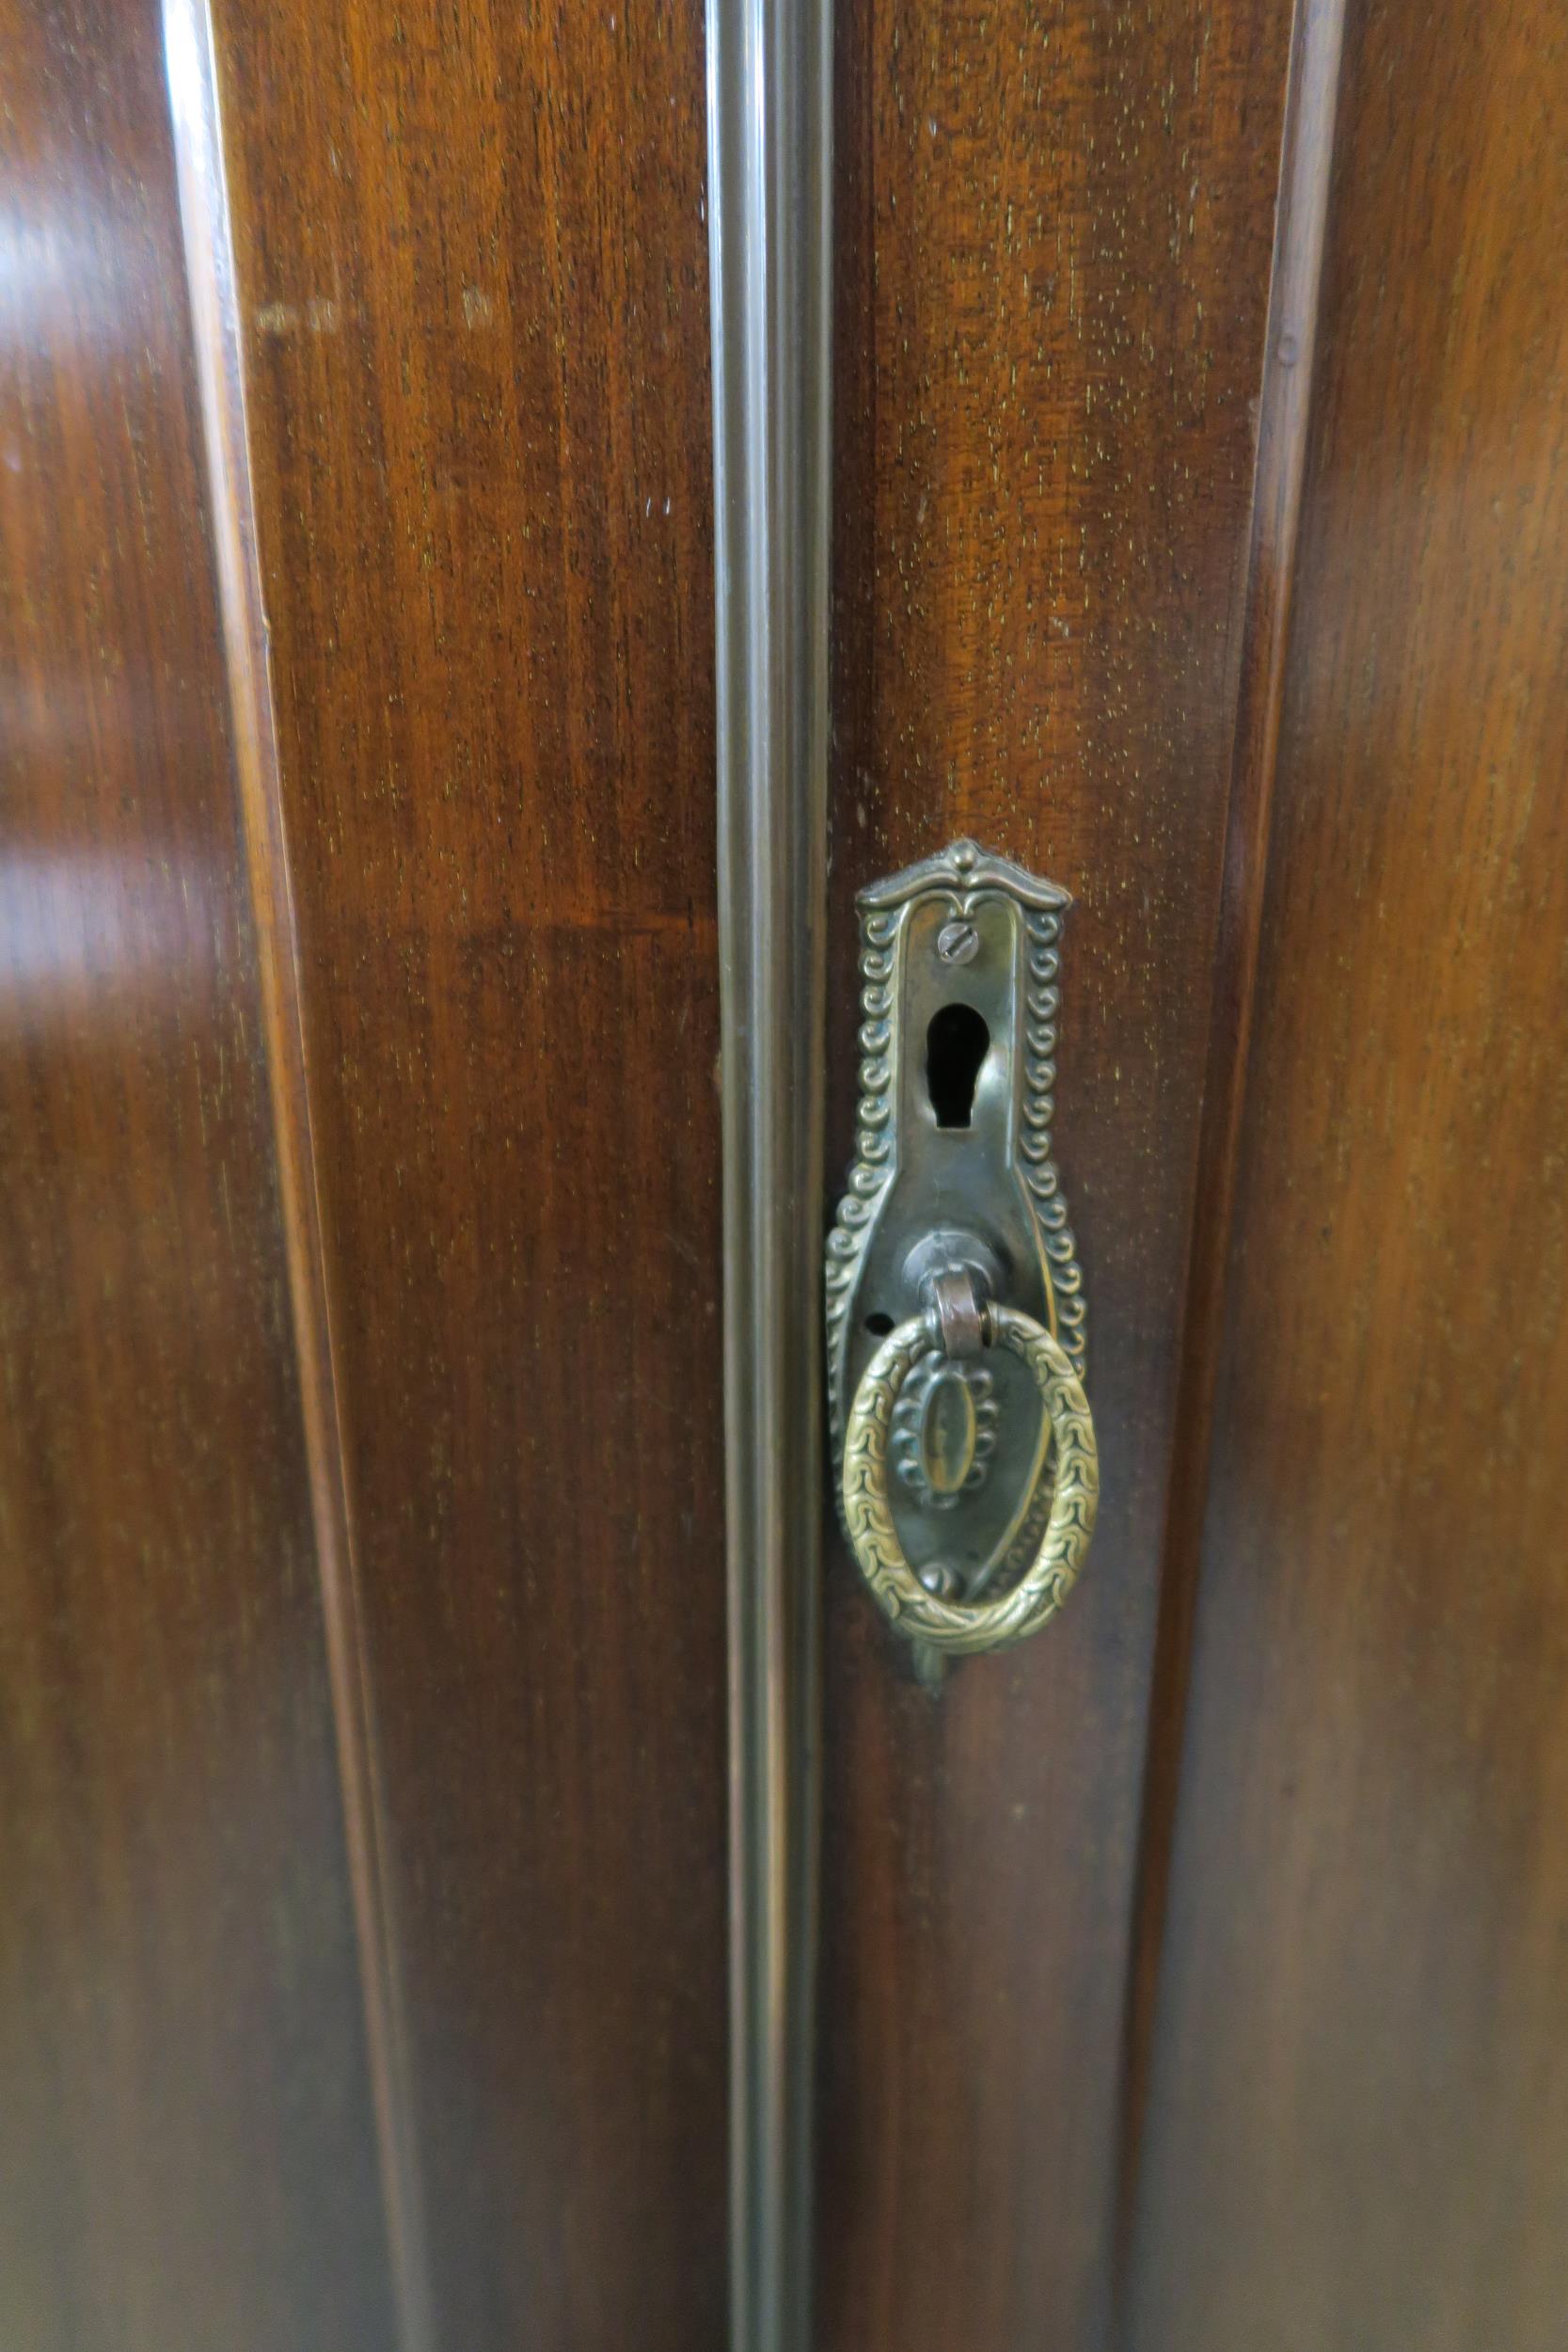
(1125, 2, 1568, 2343)
(4, 1, 727, 2347)
(203, 5, 730, 2344)
(819, 0, 1318, 2342)
(5, 1, 1568, 2349)
(0, 3, 393, 2342)
(824, 0, 1568, 2341)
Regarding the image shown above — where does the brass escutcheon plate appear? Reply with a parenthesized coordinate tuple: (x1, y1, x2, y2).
(826, 839, 1088, 1627)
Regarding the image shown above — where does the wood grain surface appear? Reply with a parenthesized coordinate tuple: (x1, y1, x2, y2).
(1125, 2, 1568, 2344)
(0, 4, 394, 2344)
(206, 5, 728, 2345)
(1114, 0, 1348, 2268)
(819, 3, 1292, 2345)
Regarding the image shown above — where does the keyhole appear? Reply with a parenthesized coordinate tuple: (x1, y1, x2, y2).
(926, 1002, 990, 1129)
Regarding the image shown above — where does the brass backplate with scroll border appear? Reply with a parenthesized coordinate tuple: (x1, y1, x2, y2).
(826, 839, 1087, 1621)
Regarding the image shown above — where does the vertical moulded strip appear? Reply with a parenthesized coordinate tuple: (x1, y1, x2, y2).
(705, 0, 832, 2344)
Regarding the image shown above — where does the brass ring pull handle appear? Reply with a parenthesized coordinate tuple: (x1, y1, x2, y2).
(841, 1303, 1100, 1656)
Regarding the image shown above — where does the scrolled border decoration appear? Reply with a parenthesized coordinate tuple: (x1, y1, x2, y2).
(1018, 901, 1087, 1381)
(825, 904, 900, 1452)
(842, 1306, 1099, 1654)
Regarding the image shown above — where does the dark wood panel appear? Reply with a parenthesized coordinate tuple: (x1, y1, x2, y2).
(1127, 2, 1568, 2344)
(207, 6, 728, 2345)
(0, 4, 394, 2345)
(820, 3, 1293, 2345)
(1113, 0, 1347, 2262)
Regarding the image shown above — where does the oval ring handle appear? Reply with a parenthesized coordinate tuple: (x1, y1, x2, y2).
(841, 1304, 1100, 1656)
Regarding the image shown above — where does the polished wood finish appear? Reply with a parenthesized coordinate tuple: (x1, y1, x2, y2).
(820, 3, 1292, 2344)
(166, 3, 431, 2324)
(0, 4, 393, 2344)
(1127, 2, 1568, 2343)
(207, 4, 728, 2344)
(1117, 0, 1348, 2256)
(14, 1, 1567, 2342)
